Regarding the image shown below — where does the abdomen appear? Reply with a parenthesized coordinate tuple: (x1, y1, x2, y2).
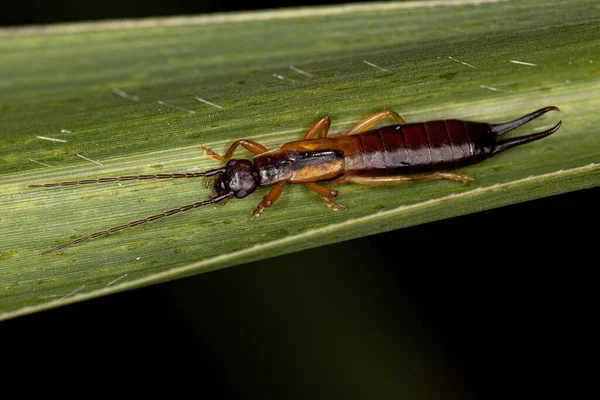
(338, 121, 481, 176)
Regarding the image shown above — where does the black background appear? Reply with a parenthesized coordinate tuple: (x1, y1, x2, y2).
(2, 2, 596, 397)
(2, 0, 362, 26)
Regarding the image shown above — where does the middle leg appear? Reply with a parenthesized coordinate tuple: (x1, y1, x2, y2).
(304, 115, 331, 139)
(307, 183, 347, 211)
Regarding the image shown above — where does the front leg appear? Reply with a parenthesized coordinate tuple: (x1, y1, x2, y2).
(251, 183, 286, 219)
(201, 139, 269, 163)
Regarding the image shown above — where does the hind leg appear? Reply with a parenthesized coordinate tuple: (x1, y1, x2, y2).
(346, 110, 406, 135)
(342, 172, 475, 184)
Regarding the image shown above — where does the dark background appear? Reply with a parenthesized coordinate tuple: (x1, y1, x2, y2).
(2, 0, 362, 26)
(2, 2, 595, 397)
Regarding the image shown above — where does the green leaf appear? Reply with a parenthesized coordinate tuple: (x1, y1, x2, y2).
(1, 0, 599, 320)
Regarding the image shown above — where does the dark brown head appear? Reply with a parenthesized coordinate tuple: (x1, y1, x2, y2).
(214, 159, 259, 198)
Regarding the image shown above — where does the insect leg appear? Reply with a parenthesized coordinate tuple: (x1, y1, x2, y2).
(251, 182, 286, 219)
(201, 140, 269, 163)
(306, 183, 347, 211)
(343, 172, 474, 184)
(346, 110, 406, 135)
(304, 115, 331, 139)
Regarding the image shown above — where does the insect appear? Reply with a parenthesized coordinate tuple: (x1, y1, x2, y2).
(30, 106, 561, 255)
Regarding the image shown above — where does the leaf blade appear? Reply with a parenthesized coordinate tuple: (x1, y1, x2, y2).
(1, 0, 599, 319)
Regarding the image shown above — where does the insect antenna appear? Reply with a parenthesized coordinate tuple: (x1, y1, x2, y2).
(40, 192, 233, 256)
(490, 106, 560, 136)
(28, 168, 226, 188)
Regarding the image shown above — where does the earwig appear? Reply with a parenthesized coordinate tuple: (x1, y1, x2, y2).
(30, 106, 561, 255)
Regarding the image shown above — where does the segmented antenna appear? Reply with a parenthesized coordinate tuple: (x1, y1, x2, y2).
(40, 192, 233, 256)
(28, 170, 225, 188)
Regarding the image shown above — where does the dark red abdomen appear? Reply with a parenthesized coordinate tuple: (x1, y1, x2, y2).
(341, 121, 494, 176)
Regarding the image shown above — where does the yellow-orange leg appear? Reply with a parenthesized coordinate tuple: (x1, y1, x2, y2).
(304, 115, 331, 139)
(306, 183, 337, 198)
(342, 172, 475, 185)
(307, 183, 347, 211)
(251, 182, 286, 219)
(346, 110, 406, 135)
(201, 139, 269, 163)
